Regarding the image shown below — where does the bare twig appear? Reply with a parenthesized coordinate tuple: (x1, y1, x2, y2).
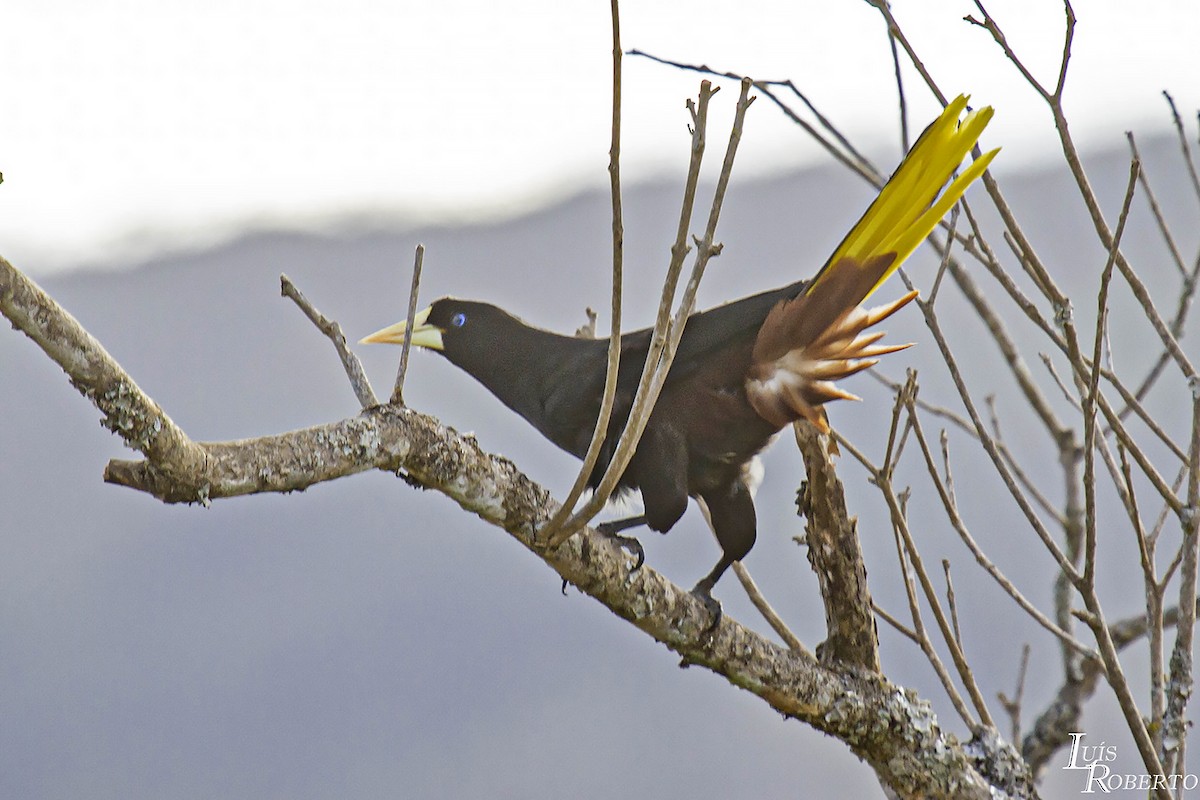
(1152, 465, 1191, 552)
(543, 78, 716, 546)
(944, 231, 1068, 442)
(1039, 353, 1082, 409)
(886, 24, 909, 151)
(626, 49, 880, 184)
(281, 274, 379, 410)
(857, 376, 996, 727)
(388, 245, 425, 405)
(867, 370, 972, 435)
(732, 562, 809, 655)
(548, 79, 756, 547)
(1024, 604, 1194, 778)
(1119, 250, 1200, 421)
(997, 644, 1031, 745)
(888, 489, 978, 729)
(1116, 124, 1200, 422)
(1113, 441, 1168, 757)
(874, 601, 921, 645)
(1163, 91, 1200, 204)
(975, 1, 1197, 391)
(1127, 133, 1188, 278)
(1164, 397, 1200, 764)
(537, 0, 625, 543)
(865, 0, 947, 109)
(943, 560, 963, 650)
(939, 429, 956, 509)
(865, 372, 1067, 529)
(914, 276, 1076, 578)
(1080, 157, 1138, 596)
(974, 188, 1189, 469)
(987, 395, 1065, 525)
(905, 393, 1097, 660)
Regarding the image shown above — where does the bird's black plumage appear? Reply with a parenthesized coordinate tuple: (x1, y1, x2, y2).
(414, 287, 804, 597)
(363, 97, 998, 612)
(421, 280, 805, 483)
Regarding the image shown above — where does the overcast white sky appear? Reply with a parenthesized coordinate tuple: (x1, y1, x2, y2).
(1, 0, 1195, 272)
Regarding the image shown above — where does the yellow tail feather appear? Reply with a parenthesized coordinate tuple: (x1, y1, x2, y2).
(808, 95, 999, 300)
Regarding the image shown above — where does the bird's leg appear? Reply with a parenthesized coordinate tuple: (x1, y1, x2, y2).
(690, 568, 725, 637)
(596, 514, 648, 535)
(596, 515, 648, 571)
(689, 480, 756, 638)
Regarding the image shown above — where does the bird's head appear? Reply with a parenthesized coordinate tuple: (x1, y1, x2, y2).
(360, 297, 528, 376)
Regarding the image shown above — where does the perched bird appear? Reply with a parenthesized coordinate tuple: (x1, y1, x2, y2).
(363, 96, 997, 615)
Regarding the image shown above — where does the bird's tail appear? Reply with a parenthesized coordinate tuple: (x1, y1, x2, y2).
(747, 95, 998, 431)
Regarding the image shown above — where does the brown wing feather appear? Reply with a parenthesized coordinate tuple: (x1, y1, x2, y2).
(746, 254, 917, 431)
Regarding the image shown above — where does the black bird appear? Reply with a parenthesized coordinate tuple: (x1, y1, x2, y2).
(363, 96, 997, 613)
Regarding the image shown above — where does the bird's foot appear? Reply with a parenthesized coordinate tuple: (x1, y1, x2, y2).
(690, 580, 723, 641)
(596, 522, 646, 572)
(561, 524, 645, 596)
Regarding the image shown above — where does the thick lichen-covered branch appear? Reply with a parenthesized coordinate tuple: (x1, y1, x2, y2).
(794, 422, 880, 671)
(1, 255, 208, 483)
(1, 253, 1035, 798)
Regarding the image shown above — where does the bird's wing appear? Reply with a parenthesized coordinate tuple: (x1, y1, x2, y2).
(613, 279, 810, 393)
(535, 340, 619, 458)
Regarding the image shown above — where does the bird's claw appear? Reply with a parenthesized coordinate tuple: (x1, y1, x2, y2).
(562, 524, 645, 596)
(596, 523, 646, 572)
(690, 584, 723, 640)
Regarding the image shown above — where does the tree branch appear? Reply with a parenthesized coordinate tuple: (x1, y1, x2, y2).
(1, 254, 209, 491)
(281, 273, 378, 409)
(537, 0, 626, 543)
(0, 252, 1037, 799)
(794, 422, 880, 670)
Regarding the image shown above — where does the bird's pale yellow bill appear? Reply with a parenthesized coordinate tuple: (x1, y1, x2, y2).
(359, 305, 444, 350)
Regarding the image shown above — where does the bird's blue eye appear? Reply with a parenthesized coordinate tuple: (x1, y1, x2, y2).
(451, 312, 467, 327)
